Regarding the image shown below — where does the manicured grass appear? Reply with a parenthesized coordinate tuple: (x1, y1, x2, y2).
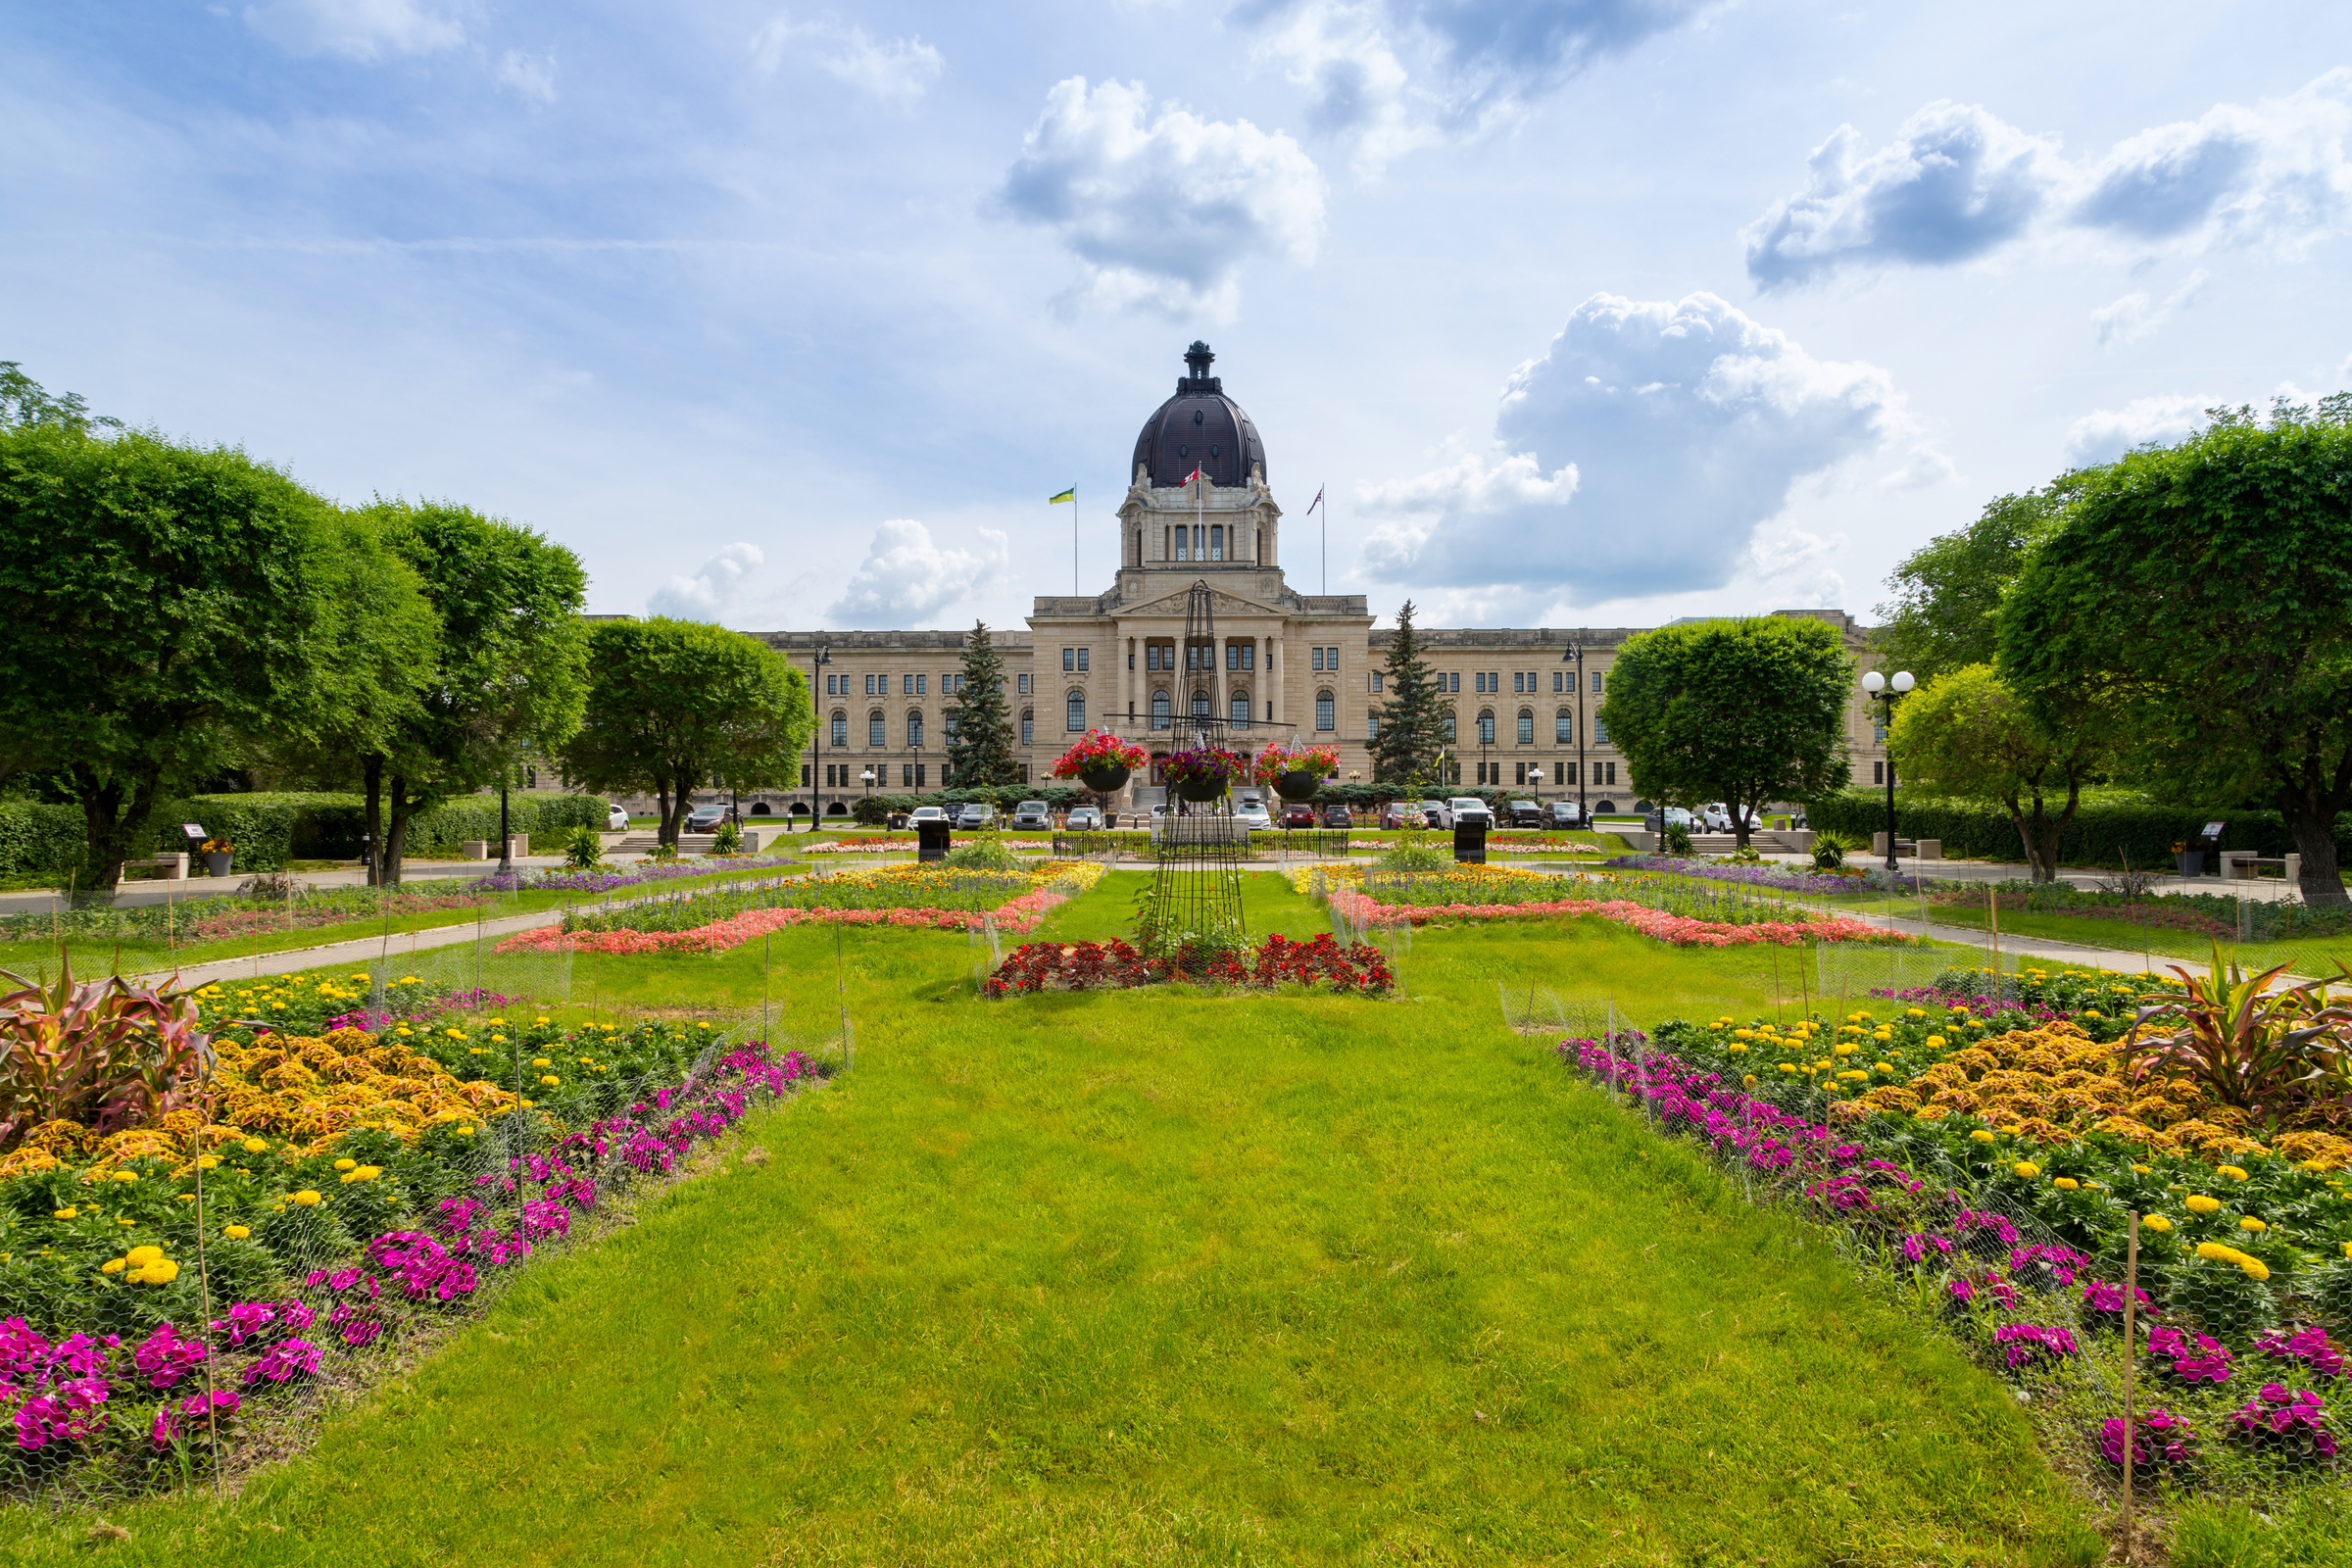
(0, 876, 2110, 1566)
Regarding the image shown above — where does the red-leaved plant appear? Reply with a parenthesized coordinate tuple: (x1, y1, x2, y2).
(0, 958, 212, 1152)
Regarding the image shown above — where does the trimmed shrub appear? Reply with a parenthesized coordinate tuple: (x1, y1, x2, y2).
(153, 792, 611, 871)
(1806, 790, 2352, 868)
(0, 803, 85, 879)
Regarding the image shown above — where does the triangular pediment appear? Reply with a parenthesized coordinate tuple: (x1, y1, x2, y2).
(1117, 583, 1288, 620)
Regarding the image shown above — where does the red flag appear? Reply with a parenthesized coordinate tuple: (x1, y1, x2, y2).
(1182, 465, 1203, 486)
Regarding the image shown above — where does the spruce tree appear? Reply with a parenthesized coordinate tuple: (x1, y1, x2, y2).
(1370, 600, 1446, 785)
(946, 619, 1019, 787)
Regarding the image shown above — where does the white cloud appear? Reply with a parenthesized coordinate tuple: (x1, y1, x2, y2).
(1358, 291, 1916, 602)
(649, 543, 764, 620)
(1742, 527, 1848, 609)
(2063, 395, 2212, 466)
(994, 76, 1326, 318)
(750, 14, 943, 108)
(1747, 71, 2352, 287)
(496, 49, 557, 106)
(2091, 268, 2209, 346)
(827, 520, 1009, 626)
(241, 0, 465, 61)
(1244, 0, 1715, 172)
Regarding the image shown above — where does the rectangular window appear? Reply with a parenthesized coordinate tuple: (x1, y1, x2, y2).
(1311, 647, 1324, 671)
(1066, 692, 1086, 730)
(1371, 671, 1383, 692)
(1063, 648, 1073, 671)
(1874, 760, 1886, 785)
(1316, 692, 1336, 731)
(1473, 671, 1483, 693)
(1514, 762, 1527, 785)
(915, 763, 926, 787)
(1210, 524, 1223, 560)
(1366, 712, 1380, 738)
(1076, 649, 1089, 672)
(1517, 711, 1535, 744)
(1593, 761, 1614, 786)
(899, 763, 910, 786)
(1449, 672, 1460, 693)
(1510, 672, 1521, 694)
(1595, 718, 1610, 745)
(1325, 647, 1338, 669)
(1442, 713, 1456, 743)
(1592, 671, 1602, 694)
(945, 713, 959, 742)
(868, 713, 885, 747)
(1021, 713, 1034, 745)
(1552, 671, 1563, 693)
(802, 763, 811, 786)
(1555, 710, 1573, 745)
(916, 675, 927, 695)
(830, 714, 847, 747)
(1242, 643, 1254, 669)
(1017, 673, 1030, 694)
(1174, 528, 1188, 562)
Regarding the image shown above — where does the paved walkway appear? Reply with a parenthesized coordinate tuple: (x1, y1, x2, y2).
(131, 906, 570, 990)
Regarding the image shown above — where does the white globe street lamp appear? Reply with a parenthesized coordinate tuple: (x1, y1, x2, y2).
(1864, 669, 1914, 871)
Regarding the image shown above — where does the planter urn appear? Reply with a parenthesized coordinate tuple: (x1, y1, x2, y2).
(204, 852, 233, 878)
(1175, 774, 1228, 804)
(1079, 765, 1130, 795)
(1274, 769, 1322, 803)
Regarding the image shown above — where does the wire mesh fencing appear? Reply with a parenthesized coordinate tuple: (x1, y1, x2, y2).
(1541, 980, 2351, 1554)
(1, 935, 853, 1513)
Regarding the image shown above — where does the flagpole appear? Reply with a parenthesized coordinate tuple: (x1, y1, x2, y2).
(1073, 485, 1078, 596)
(1322, 476, 1327, 596)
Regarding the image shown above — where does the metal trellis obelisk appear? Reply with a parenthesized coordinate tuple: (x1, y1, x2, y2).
(1144, 580, 1247, 965)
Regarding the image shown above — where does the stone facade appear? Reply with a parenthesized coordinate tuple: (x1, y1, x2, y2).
(747, 346, 1891, 819)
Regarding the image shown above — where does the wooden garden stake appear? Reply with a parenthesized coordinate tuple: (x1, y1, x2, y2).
(2121, 1210, 2140, 1563)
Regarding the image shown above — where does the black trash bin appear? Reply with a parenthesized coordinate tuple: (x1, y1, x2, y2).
(1453, 817, 1488, 864)
(2179, 819, 2226, 878)
(917, 819, 953, 863)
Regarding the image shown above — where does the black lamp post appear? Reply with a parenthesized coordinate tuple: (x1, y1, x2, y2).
(1563, 643, 1587, 825)
(496, 767, 512, 876)
(805, 645, 832, 831)
(1862, 668, 1914, 871)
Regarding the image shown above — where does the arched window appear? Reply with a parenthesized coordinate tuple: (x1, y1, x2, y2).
(1020, 709, 1034, 747)
(1191, 689, 1210, 717)
(868, 711, 885, 748)
(829, 710, 847, 748)
(1555, 708, 1573, 745)
(907, 710, 924, 748)
(1230, 691, 1250, 728)
(1477, 709, 1495, 746)
(1517, 709, 1535, 745)
(1442, 711, 1457, 744)
(1316, 690, 1336, 731)
(1151, 690, 1171, 730)
(1066, 690, 1086, 731)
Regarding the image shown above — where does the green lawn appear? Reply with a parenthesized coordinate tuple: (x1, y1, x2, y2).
(2, 873, 2112, 1566)
(0, 859, 815, 980)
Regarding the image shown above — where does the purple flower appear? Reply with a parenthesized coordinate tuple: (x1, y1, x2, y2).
(2257, 1325, 2345, 1379)
(1992, 1323, 2079, 1369)
(130, 1323, 208, 1391)
(2101, 1407, 2195, 1468)
(242, 1339, 321, 1387)
(2149, 1325, 2234, 1385)
(2230, 1384, 2337, 1459)
(2082, 1279, 2152, 1317)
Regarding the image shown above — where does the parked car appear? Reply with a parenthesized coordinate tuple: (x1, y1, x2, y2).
(1643, 807, 1696, 834)
(1064, 806, 1104, 830)
(1544, 800, 1585, 830)
(684, 805, 726, 833)
(1280, 802, 1317, 828)
(1505, 798, 1545, 828)
(1233, 801, 1274, 831)
(606, 803, 630, 831)
(1699, 804, 1732, 832)
(1380, 801, 1441, 829)
(907, 805, 949, 824)
(1446, 797, 1494, 830)
(956, 803, 998, 829)
(1321, 803, 1352, 828)
(1009, 800, 1052, 829)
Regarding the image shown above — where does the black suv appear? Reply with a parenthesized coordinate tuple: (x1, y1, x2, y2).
(1506, 799, 1545, 828)
(1545, 801, 1585, 829)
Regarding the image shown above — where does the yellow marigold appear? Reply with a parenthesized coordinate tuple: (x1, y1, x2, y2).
(2053, 1177, 2080, 1190)
(2013, 1161, 2041, 1179)
(2240, 1216, 2268, 1233)
(100, 1258, 125, 1274)
(1834, 1043, 1857, 1056)
(2195, 1241, 2235, 1261)
(291, 1190, 322, 1206)
(2131, 1164, 2152, 1175)
(1925, 1035, 1945, 1049)
(2219, 1165, 2250, 1182)
(2185, 1195, 2222, 1214)
(110, 1170, 136, 1183)
(124, 1246, 163, 1265)
(128, 1259, 178, 1285)
(333, 1157, 358, 1171)
(1969, 1129, 1995, 1144)
(223, 1224, 250, 1240)
(339, 1165, 381, 1183)
(243, 1138, 268, 1152)
(1728, 1043, 1747, 1054)
(52, 1207, 76, 1220)
(2143, 1215, 2173, 1233)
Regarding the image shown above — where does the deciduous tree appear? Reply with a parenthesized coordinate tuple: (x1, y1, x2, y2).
(2001, 396, 2352, 907)
(562, 618, 812, 846)
(1598, 616, 1855, 848)
(1873, 487, 2069, 684)
(1887, 664, 2108, 882)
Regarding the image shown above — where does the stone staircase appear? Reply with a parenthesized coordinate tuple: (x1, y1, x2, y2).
(605, 832, 717, 856)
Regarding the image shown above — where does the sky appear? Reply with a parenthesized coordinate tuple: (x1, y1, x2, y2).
(5, 2, 2349, 635)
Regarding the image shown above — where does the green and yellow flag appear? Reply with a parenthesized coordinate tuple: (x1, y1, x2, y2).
(1048, 487, 1075, 505)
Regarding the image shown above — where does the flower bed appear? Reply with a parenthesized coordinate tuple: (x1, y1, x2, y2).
(802, 838, 919, 854)
(0, 1010, 819, 1498)
(983, 933, 1393, 997)
(500, 862, 1106, 956)
(1294, 864, 1911, 948)
(1604, 854, 1868, 896)
(1561, 1030, 2351, 1498)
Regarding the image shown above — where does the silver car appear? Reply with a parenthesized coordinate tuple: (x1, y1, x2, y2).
(1009, 800, 1052, 829)
(1064, 806, 1103, 829)
(1233, 800, 1274, 830)
(956, 803, 998, 829)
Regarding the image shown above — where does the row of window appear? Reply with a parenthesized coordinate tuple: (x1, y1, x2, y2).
(810, 761, 995, 787)
(1469, 760, 1617, 786)
(1141, 641, 1260, 671)
(1363, 710, 1612, 747)
(826, 672, 992, 697)
(827, 702, 1617, 748)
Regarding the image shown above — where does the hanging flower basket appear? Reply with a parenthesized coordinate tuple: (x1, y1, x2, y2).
(1052, 731, 1150, 794)
(1164, 746, 1246, 803)
(1251, 742, 1339, 800)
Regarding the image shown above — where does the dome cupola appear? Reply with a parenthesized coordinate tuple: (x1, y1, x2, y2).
(1131, 341, 1266, 490)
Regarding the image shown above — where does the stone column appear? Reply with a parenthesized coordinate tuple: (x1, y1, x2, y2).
(1265, 633, 1281, 727)
(1120, 628, 1134, 732)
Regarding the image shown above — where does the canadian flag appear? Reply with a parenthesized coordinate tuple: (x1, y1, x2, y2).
(1181, 465, 1203, 486)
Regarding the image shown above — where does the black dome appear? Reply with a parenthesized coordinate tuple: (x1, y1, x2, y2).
(1132, 341, 1266, 490)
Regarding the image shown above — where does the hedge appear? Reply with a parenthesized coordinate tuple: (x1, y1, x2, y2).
(0, 803, 88, 879)
(1806, 790, 2352, 868)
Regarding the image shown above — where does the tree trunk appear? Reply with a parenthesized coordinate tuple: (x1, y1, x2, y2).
(2035, 774, 2085, 888)
(70, 763, 158, 899)
(2278, 787, 2351, 909)
(655, 782, 673, 848)
(2001, 796, 2045, 883)
(384, 774, 420, 888)
(361, 753, 385, 888)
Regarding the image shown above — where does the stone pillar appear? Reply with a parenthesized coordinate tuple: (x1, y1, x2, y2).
(1120, 630, 1134, 732)
(1265, 633, 1281, 726)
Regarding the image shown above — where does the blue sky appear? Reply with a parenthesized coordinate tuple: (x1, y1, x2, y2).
(5, 2, 2348, 633)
